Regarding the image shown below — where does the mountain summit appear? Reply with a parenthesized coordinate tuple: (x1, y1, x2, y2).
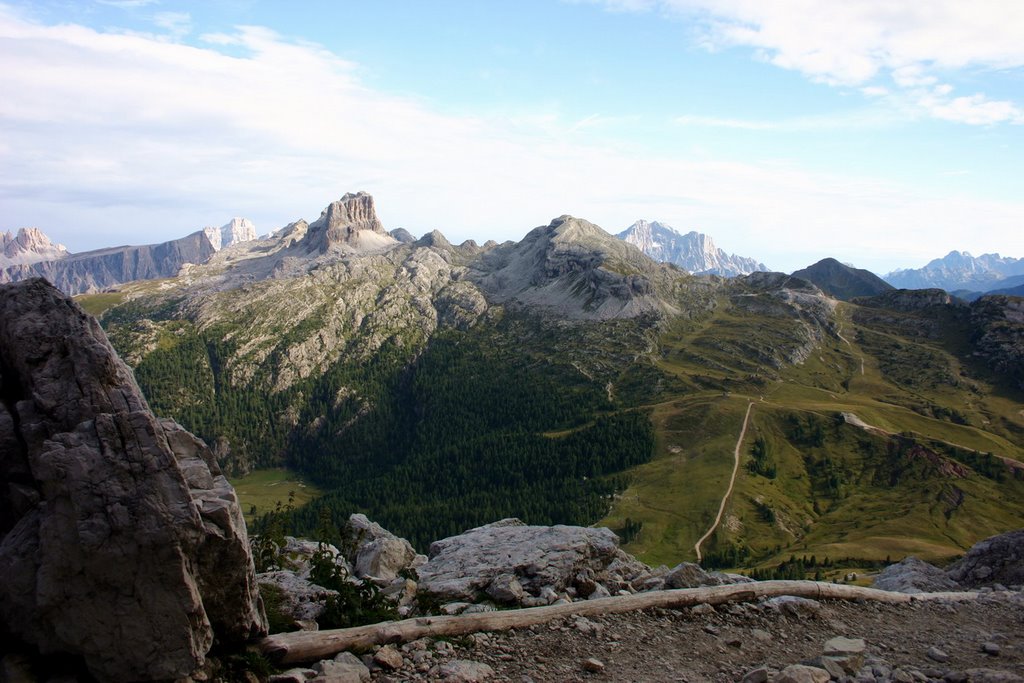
(203, 217, 257, 251)
(0, 227, 69, 267)
(616, 220, 766, 277)
(792, 258, 894, 301)
(301, 191, 394, 253)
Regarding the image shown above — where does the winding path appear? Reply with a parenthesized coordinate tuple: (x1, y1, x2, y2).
(694, 401, 754, 564)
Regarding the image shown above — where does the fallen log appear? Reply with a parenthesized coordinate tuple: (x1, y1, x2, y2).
(258, 580, 978, 665)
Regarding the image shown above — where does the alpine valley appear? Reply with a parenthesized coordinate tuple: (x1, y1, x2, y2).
(65, 192, 1024, 569)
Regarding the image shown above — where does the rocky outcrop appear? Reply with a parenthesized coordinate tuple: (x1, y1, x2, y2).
(617, 220, 767, 276)
(416, 519, 623, 604)
(0, 227, 69, 267)
(301, 192, 394, 254)
(946, 529, 1024, 588)
(872, 557, 961, 593)
(970, 296, 1024, 390)
(344, 513, 425, 582)
(855, 288, 960, 311)
(0, 230, 217, 295)
(0, 278, 265, 682)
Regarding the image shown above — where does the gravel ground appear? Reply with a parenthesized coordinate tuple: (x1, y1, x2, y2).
(364, 592, 1024, 682)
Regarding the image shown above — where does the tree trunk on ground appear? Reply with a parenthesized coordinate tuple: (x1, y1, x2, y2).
(258, 580, 978, 665)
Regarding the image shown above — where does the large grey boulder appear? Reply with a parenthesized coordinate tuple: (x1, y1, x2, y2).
(344, 513, 424, 581)
(416, 519, 621, 603)
(0, 279, 266, 682)
(873, 556, 961, 593)
(946, 530, 1024, 588)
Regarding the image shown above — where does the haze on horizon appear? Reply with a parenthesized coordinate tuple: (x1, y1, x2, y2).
(1, 0, 1023, 275)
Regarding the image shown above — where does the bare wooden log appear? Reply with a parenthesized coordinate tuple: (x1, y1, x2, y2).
(258, 580, 979, 665)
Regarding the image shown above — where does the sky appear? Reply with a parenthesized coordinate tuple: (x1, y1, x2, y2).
(1, 1, 1023, 274)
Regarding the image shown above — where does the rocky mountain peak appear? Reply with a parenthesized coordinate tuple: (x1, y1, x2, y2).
(204, 217, 257, 251)
(1, 227, 69, 267)
(617, 220, 766, 277)
(303, 191, 392, 253)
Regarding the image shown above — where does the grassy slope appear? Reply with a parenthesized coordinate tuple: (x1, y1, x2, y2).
(601, 301, 1024, 568)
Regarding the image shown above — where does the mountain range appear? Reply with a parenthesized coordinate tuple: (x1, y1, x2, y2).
(885, 251, 1024, 294)
(616, 220, 767, 277)
(0, 218, 257, 295)
(63, 191, 1024, 570)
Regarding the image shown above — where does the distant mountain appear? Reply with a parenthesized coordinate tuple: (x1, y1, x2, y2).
(885, 251, 1024, 292)
(792, 257, 894, 301)
(989, 283, 1024, 298)
(0, 219, 257, 295)
(616, 220, 767, 277)
(0, 231, 218, 295)
(203, 217, 257, 251)
(0, 227, 69, 267)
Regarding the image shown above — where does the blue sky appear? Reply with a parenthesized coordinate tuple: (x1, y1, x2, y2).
(2, 1, 1023, 274)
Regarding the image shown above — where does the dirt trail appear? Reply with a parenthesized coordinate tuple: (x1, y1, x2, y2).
(835, 324, 865, 375)
(694, 401, 753, 563)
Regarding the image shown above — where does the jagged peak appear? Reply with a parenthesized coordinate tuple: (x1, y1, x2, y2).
(302, 192, 393, 254)
(1, 227, 70, 266)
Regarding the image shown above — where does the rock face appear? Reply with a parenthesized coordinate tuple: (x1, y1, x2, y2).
(0, 279, 265, 682)
(204, 217, 257, 251)
(0, 227, 69, 267)
(416, 519, 621, 603)
(301, 191, 395, 254)
(617, 220, 767, 276)
(0, 230, 217, 295)
(946, 529, 1024, 588)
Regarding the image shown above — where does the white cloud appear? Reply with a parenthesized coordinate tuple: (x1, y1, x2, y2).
(587, 0, 1024, 125)
(0, 9, 1023, 274)
(153, 12, 190, 37)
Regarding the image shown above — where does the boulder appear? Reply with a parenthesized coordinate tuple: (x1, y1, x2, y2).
(258, 571, 338, 623)
(0, 279, 266, 682)
(344, 513, 424, 581)
(663, 562, 722, 589)
(416, 519, 621, 602)
(946, 530, 1024, 588)
(873, 556, 960, 593)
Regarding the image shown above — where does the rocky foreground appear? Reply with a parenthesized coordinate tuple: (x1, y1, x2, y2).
(266, 591, 1024, 683)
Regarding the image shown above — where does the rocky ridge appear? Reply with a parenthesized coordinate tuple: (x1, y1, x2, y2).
(617, 219, 768, 276)
(0, 279, 266, 682)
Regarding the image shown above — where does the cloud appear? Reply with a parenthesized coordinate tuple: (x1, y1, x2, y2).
(586, 0, 1024, 125)
(153, 11, 190, 37)
(0, 8, 1023, 274)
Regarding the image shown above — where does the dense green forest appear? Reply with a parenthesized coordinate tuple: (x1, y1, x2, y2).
(109, 309, 656, 549)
